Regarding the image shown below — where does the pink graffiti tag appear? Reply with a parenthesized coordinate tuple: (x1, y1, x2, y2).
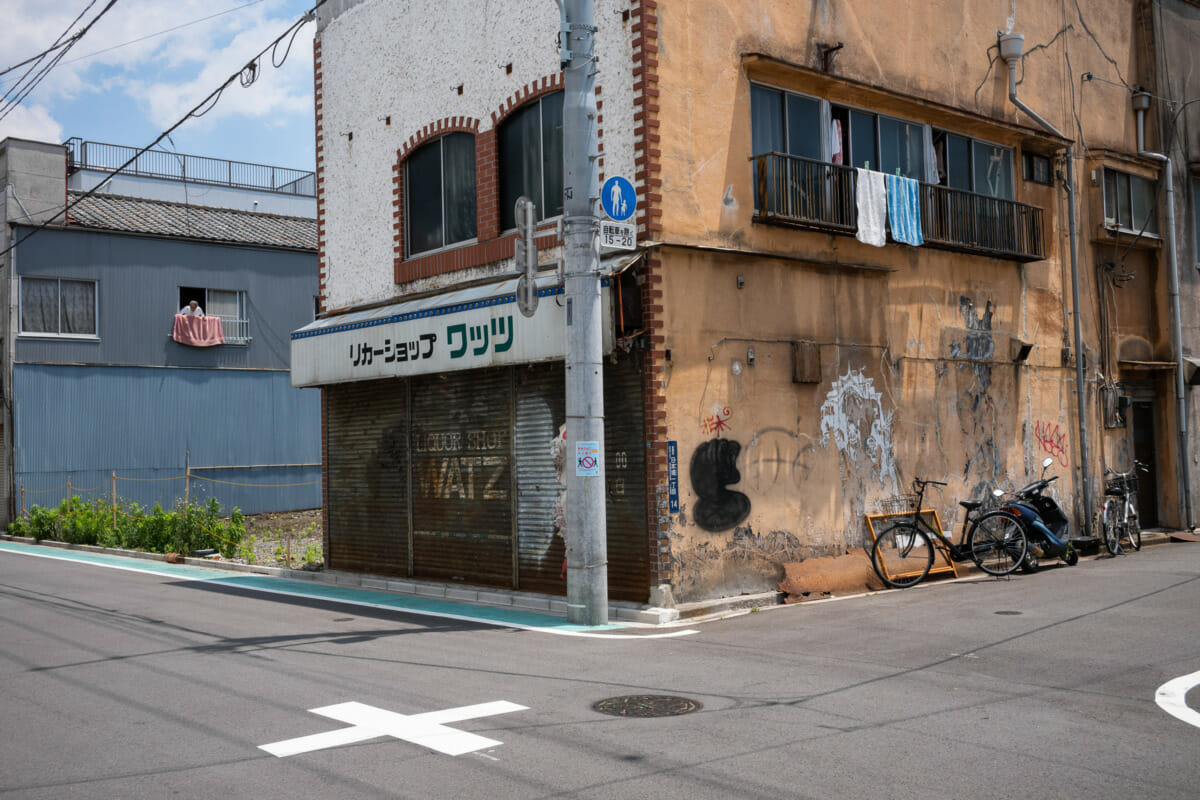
(702, 406, 733, 436)
(1034, 420, 1069, 467)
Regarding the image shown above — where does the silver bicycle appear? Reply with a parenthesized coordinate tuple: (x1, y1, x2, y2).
(1101, 461, 1145, 555)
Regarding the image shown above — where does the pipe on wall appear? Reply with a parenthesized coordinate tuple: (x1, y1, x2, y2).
(999, 34, 1093, 536)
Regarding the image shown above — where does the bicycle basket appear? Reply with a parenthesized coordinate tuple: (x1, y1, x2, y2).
(877, 494, 918, 514)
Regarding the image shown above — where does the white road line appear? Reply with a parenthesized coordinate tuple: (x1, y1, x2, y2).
(260, 700, 529, 758)
(1155, 670, 1200, 730)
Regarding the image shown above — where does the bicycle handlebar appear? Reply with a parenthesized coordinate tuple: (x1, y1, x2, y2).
(912, 478, 947, 488)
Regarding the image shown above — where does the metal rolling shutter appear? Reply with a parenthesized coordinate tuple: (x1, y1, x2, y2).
(410, 368, 514, 586)
(325, 379, 409, 575)
(514, 363, 567, 594)
(603, 352, 650, 602)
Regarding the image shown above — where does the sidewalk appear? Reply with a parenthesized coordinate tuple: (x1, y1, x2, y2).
(0, 535, 701, 637)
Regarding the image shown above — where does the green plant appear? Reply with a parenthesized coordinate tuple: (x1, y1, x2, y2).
(238, 534, 258, 565)
(302, 541, 322, 566)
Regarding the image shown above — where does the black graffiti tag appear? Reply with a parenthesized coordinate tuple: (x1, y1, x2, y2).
(689, 438, 751, 532)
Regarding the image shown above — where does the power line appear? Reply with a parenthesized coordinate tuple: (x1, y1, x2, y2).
(0, 0, 99, 78)
(0, 0, 122, 124)
(0, 1, 325, 260)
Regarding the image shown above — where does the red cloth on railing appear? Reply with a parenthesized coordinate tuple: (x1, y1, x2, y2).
(172, 314, 225, 347)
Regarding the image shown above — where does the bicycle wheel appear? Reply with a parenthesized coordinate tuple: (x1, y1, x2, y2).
(968, 511, 1028, 576)
(1122, 505, 1141, 552)
(871, 522, 934, 588)
(1101, 499, 1121, 555)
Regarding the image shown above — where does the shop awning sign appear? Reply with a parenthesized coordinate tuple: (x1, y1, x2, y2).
(291, 273, 616, 387)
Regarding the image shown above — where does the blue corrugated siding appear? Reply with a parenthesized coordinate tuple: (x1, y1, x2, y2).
(14, 364, 320, 514)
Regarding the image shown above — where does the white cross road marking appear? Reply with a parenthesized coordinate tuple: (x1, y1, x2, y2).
(1156, 670, 1200, 730)
(259, 700, 529, 758)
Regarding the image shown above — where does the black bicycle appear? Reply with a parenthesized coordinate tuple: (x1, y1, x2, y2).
(1101, 461, 1145, 555)
(870, 478, 1028, 588)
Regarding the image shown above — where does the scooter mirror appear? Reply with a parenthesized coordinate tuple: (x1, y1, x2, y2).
(992, 489, 1004, 497)
(1042, 457, 1054, 469)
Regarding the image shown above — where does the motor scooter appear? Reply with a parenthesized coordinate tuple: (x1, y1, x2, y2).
(1001, 457, 1079, 571)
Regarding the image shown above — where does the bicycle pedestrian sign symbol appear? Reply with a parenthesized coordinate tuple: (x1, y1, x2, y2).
(576, 441, 601, 477)
(601, 176, 636, 222)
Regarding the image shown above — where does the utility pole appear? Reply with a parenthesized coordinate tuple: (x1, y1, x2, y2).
(561, 0, 608, 625)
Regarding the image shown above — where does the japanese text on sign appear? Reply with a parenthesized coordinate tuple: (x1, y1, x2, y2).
(600, 221, 636, 251)
(576, 441, 601, 477)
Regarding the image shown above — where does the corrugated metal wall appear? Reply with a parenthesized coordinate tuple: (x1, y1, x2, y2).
(13, 364, 321, 515)
(323, 354, 649, 600)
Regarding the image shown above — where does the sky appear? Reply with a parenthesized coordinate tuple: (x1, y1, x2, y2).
(0, 0, 318, 173)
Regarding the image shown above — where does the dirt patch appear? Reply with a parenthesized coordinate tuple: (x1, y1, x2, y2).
(779, 550, 884, 601)
(236, 508, 323, 569)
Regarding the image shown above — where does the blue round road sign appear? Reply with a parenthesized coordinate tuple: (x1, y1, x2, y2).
(601, 176, 637, 222)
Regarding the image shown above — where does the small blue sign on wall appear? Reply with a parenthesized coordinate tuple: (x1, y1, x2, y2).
(601, 176, 636, 222)
(667, 440, 679, 513)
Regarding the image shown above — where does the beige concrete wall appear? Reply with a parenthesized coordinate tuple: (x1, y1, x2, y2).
(648, 1, 1177, 601)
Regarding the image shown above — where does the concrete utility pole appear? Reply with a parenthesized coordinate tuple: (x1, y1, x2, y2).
(561, 0, 608, 625)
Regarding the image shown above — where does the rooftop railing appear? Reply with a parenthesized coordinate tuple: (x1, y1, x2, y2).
(751, 152, 1045, 262)
(65, 137, 316, 198)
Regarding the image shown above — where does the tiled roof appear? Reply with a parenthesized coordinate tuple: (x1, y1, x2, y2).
(64, 191, 317, 251)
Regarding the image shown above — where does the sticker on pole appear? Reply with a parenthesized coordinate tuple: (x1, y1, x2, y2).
(576, 441, 601, 477)
(601, 176, 636, 222)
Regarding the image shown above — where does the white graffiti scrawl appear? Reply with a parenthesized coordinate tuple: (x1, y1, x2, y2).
(819, 367, 898, 485)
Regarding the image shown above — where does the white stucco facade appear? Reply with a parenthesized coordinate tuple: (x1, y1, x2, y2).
(316, 0, 638, 311)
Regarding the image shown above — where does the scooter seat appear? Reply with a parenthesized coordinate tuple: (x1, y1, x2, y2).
(959, 501, 983, 511)
(1104, 487, 1124, 496)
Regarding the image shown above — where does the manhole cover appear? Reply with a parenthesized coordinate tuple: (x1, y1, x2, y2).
(994, 610, 1023, 615)
(592, 695, 702, 718)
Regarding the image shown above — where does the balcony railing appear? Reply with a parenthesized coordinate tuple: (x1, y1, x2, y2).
(751, 152, 1045, 262)
(65, 138, 316, 197)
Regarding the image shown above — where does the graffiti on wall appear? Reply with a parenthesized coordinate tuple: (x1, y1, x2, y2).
(744, 427, 816, 491)
(689, 438, 752, 531)
(952, 297, 1002, 494)
(818, 367, 897, 484)
(1034, 420, 1069, 467)
(701, 405, 733, 436)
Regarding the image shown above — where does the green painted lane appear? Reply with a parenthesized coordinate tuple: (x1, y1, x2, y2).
(0, 540, 634, 635)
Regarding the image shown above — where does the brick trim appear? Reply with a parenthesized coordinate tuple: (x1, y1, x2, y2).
(393, 74, 566, 285)
(314, 37, 327, 315)
(631, 0, 668, 587)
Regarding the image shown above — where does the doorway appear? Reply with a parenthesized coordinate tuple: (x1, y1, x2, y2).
(1131, 400, 1160, 528)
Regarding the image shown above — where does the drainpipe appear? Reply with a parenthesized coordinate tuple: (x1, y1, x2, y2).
(1134, 91, 1192, 529)
(999, 33, 1092, 536)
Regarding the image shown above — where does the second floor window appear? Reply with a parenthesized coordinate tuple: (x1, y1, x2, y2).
(406, 132, 477, 256)
(1103, 168, 1158, 235)
(21, 277, 97, 337)
(932, 131, 1014, 200)
(180, 286, 249, 343)
(500, 91, 564, 229)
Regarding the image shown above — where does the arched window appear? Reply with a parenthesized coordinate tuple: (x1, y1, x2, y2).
(406, 132, 477, 256)
(499, 91, 563, 230)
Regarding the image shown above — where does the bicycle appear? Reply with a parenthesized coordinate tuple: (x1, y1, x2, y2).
(870, 477, 1028, 589)
(1101, 461, 1144, 555)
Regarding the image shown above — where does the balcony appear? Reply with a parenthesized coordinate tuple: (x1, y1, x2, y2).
(751, 152, 1045, 262)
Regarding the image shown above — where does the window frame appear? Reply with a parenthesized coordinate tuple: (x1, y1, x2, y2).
(498, 91, 565, 231)
(178, 286, 250, 344)
(19, 276, 98, 339)
(749, 81, 823, 160)
(932, 128, 1015, 199)
(404, 132, 478, 258)
(1102, 167, 1159, 236)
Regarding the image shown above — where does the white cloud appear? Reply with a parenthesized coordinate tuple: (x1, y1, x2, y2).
(0, 104, 64, 143)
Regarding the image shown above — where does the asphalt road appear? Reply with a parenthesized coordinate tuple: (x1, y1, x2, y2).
(2, 543, 1198, 799)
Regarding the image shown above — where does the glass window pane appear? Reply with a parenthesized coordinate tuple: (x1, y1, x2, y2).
(973, 141, 1013, 199)
(1193, 179, 1200, 262)
(59, 280, 95, 335)
(500, 101, 543, 230)
(540, 91, 564, 220)
(207, 289, 239, 320)
(442, 133, 477, 244)
(785, 94, 820, 160)
(1117, 171, 1131, 229)
(406, 140, 444, 254)
(946, 134, 971, 191)
(750, 85, 784, 156)
(849, 110, 877, 170)
(879, 117, 923, 180)
(1131, 174, 1158, 234)
(21, 277, 57, 333)
(1104, 169, 1118, 224)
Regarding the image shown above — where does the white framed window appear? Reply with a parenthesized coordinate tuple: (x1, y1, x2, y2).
(20, 277, 97, 337)
(1103, 167, 1158, 235)
(179, 286, 249, 343)
(405, 132, 477, 256)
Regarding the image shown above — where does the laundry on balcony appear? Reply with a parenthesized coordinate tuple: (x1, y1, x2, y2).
(855, 168, 887, 247)
(173, 313, 225, 347)
(886, 173, 924, 246)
